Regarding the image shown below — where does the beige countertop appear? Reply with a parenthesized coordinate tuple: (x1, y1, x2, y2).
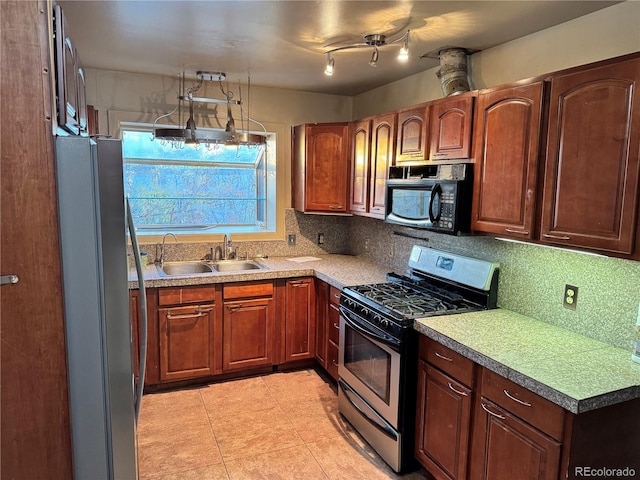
(130, 253, 640, 414)
(129, 254, 391, 290)
(415, 309, 640, 414)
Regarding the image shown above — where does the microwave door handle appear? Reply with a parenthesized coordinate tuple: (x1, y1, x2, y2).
(429, 183, 442, 223)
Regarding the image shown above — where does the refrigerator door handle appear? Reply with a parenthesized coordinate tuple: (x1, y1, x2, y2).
(126, 199, 147, 425)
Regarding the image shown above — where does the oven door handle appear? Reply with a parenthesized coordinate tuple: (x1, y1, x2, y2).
(339, 306, 401, 350)
(338, 379, 398, 441)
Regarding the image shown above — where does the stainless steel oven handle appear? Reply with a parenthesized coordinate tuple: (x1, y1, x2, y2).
(339, 306, 401, 350)
(338, 379, 398, 441)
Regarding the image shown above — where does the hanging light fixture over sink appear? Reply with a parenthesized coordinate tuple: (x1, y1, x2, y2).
(153, 71, 267, 147)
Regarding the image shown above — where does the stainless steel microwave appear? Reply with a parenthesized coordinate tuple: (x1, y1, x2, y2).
(385, 163, 473, 234)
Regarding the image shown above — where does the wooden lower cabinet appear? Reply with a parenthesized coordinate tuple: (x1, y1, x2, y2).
(223, 298, 275, 370)
(416, 361, 473, 480)
(314, 280, 341, 380)
(416, 337, 475, 480)
(283, 278, 315, 362)
(418, 336, 640, 480)
(470, 398, 561, 480)
(159, 304, 217, 381)
(327, 292, 341, 380)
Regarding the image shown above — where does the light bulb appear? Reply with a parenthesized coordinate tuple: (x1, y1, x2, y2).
(324, 54, 335, 76)
(369, 47, 379, 67)
(398, 33, 409, 61)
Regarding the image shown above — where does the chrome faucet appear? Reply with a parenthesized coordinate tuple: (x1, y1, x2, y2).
(159, 232, 178, 266)
(225, 233, 236, 260)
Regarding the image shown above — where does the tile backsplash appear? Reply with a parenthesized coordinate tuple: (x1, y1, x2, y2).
(132, 209, 640, 350)
(348, 215, 640, 350)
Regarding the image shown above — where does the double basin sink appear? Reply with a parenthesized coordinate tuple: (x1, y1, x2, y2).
(157, 259, 267, 277)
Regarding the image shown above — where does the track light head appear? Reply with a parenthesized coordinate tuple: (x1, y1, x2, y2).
(324, 54, 335, 76)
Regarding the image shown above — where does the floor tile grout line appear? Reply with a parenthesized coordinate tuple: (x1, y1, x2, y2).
(197, 388, 228, 476)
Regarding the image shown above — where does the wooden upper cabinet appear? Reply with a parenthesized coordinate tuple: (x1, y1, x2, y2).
(396, 103, 430, 164)
(472, 81, 544, 239)
(350, 119, 372, 214)
(292, 123, 351, 214)
(369, 112, 396, 218)
(540, 56, 640, 254)
(429, 93, 475, 161)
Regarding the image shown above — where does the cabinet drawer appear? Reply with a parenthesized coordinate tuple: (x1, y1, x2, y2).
(423, 336, 475, 387)
(328, 303, 340, 345)
(327, 340, 339, 380)
(159, 285, 217, 306)
(481, 368, 565, 441)
(223, 281, 274, 300)
(329, 286, 341, 306)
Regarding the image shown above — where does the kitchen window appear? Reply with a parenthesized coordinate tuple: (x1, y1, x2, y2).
(121, 127, 276, 236)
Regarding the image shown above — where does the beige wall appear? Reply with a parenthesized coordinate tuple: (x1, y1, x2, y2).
(353, 1, 640, 118)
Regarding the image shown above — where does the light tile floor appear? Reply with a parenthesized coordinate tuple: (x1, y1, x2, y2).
(138, 369, 428, 480)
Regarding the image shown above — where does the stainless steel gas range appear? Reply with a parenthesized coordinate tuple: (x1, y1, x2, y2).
(338, 245, 500, 473)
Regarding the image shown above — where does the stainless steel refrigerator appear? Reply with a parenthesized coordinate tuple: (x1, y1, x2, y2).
(55, 136, 147, 480)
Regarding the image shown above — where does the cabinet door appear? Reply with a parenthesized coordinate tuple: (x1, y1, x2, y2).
(54, 5, 79, 135)
(223, 297, 274, 371)
(315, 280, 329, 367)
(416, 361, 473, 480)
(158, 304, 216, 382)
(396, 104, 429, 163)
(429, 94, 474, 161)
(470, 398, 561, 480)
(472, 82, 544, 239)
(284, 278, 315, 362)
(350, 119, 371, 213)
(369, 113, 396, 218)
(293, 123, 350, 213)
(541, 57, 640, 253)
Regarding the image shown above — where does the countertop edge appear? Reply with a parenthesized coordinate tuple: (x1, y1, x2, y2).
(413, 320, 639, 414)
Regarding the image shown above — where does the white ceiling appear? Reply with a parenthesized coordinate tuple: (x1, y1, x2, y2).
(58, 0, 620, 96)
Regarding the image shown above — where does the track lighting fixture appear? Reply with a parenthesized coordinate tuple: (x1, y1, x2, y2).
(323, 30, 410, 76)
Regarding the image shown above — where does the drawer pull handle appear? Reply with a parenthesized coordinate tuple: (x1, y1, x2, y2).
(503, 389, 532, 407)
(448, 382, 468, 397)
(328, 205, 344, 210)
(166, 308, 212, 320)
(481, 403, 506, 420)
(333, 323, 340, 330)
(542, 233, 571, 240)
(505, 228, 529, 235)
(332, 360, 339, 366)
(434, 351, 453, 362)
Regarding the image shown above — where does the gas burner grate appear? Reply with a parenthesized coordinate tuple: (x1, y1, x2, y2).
(349, 282, 464, 318)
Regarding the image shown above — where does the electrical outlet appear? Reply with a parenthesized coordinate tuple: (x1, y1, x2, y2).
(563, 284, 578, 310)
(288, 234, 296, 246)
(364, 238, 370, 252)
(317, 233, 325, 245)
